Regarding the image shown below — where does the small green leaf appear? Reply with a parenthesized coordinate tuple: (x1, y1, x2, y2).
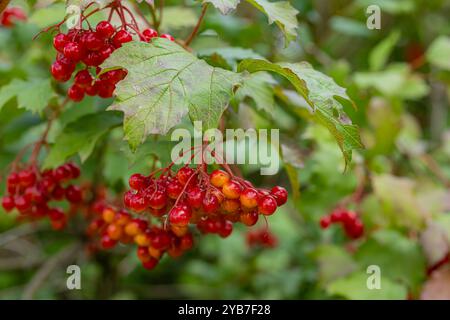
(234, 72, 276, 114)
(101, 39, 241, 151)
(369, 30, 401, 71)
(327, 271, 408, 300)
(0, 79, 54, 114)
(355, 230, 427, 293)
(203, 0, 240, 15)
(43, 111, 122, 168)
(427, 36, 450, 70)
(239, 59, 363, 166)
(246, 0, 299, 44)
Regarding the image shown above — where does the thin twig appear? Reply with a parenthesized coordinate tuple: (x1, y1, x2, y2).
(21, 242, 81, 300)
(184, 4, 209, 46)
(0, 0, 11, 14)
(158, 0, 164, 29)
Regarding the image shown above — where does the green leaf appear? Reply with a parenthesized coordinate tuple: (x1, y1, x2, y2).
(198, 47, 265, 69)
(0, 79, 54, 114)
(354, 64, 430, 100)
(43, 111, 122, 168)
(355, 230, 427, 293)
(234, 72, 276, 114)
(312, 244, 358, 286)
(369, 30, 401, 71)
(29, 3, 66, 28)
(246, 0, 299, 44)
(327, 271, 408, 300)
(239, 59, 363, 166)
(427, 36, 450, 71)
(203, 0, 240, 15)
(101, 39, 241, 151)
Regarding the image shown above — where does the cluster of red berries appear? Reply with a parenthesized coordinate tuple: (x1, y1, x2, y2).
(50, 20, 174, 102)
(86, 204, 193, 270)
(320, 208, 364, 239)
(246, 229, 278, 249)
(1, 163, 83, 230)
(124, 166, 288, 237)
(0, 7, 26, 27)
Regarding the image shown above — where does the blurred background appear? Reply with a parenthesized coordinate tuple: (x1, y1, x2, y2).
(0, 0, 449, 299)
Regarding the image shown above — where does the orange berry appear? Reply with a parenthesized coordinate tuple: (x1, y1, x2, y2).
(221, 199, 240, 214)
(134, 232, 151, 247)
(240, 210, 258, 226)
(102, 208, 115, 223)
(148, 246, 162, 259)
(240, 188, 259, 209)
(124, 221, 140, 237)
(222, 180, 242, 199)
(210, 170, 230, 188)
(115, 211, 131, 226)
(171, 224, 188, 237)
(107, 224, 123, 240)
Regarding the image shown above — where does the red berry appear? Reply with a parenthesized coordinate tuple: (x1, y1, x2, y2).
(147, 190, 167, 210)
(85, 82, 99, 96)
(53, 33, 68, 52)
(54, 165, 71, 181)
(112, 30, 132, 48)
(258, 195, 277, 215)
(345, 220, 364, 239)
(150, 229, 171, 250)
(330, 209, 345, 223)
(177, 167, 195, 185)
(63, 42, 85, 61)
(202, 193, 220, 213)
(270, 186, 288, 206)
(18, 169, 36, 187)
(97, 81, 115, 98)
(51, 185, 65, 200)
(68, 85, 85, 102)
(1, 7, 26, 27)
(81, 31, 104, 51)
(160, 34, 175, 41)
(50, 61, 72, 82)
(66, 163, 81, 179)
(49, 207, 64, 221)
(74, 70, 93, 88)
(167, 180, 183, 199)
(218, 220, 233, 238)
(129, 194, 147, 212)
(101, 235, 117, 249)
(7, 172, 19, 188)
(82, 51, 104, 66)
(15, 196, 31, 212)
(128, 173, 147, 190)
(169, 206, 192, 226)
(142, 28, 158, 41)
(1, 196, 15, 211)
(142, 257, 159, 270)
(96, 21, 115, 38)
(65, 185, 83, 203)
(186, 186, 204, 209)
(240, 210, 258, 226)
(320, 216, 331, 229)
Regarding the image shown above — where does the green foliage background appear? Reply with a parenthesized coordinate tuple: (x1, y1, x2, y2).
(0, 0, 449, 300)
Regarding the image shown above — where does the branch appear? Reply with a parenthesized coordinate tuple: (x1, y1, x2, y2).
(21, 243, 81, 300)
(0, 0, 11, 15)
(184, 3, 209, 46)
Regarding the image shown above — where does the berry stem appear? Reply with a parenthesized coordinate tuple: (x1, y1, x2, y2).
(184, 3, 209, 46)
(0, 0, 11, 15)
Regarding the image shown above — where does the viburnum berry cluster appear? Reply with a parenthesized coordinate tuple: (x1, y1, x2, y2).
(320, 208, 364, 239)
(246, 228, 278, 249)
(86, 204, 193, 269)
(1, 163, 83, 230)
(49, 1, 174, 101)
(0, 6, 26, 28)
(124, 166, 287, 228)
